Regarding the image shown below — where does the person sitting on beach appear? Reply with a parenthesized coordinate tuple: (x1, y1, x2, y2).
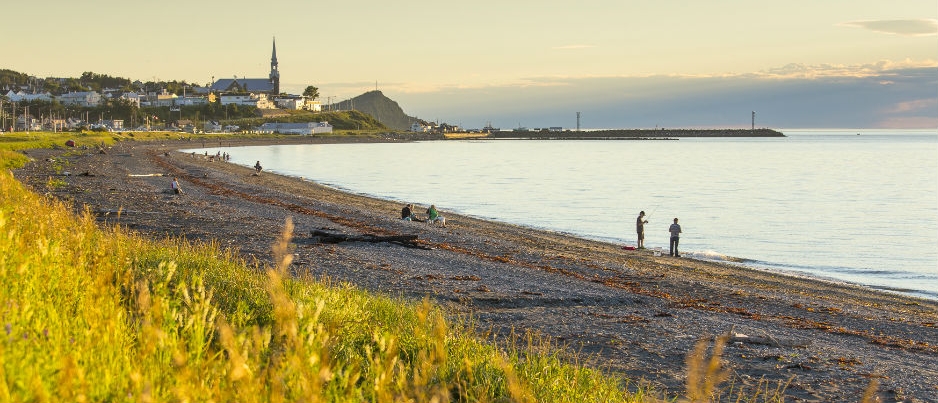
(171, 177, 182, 195)
(401, 204, 418, 221)
(426, 204, 446, 227)
(254, 161, 263, 173)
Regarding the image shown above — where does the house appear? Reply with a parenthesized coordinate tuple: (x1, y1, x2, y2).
(273, 95, 320, 111)
(5, 90, 53, 102)
(175, 96, 209, 106)
(57, 91, 103, 107)
(257, 121, 333, 135)
(410, 122, 429, 132)
(140, 89, 177, 107)
(65, 117, 85, 130)
(42, 117, 67, 132)
(220, 93, 273, 109)
(304, 99, 322, 112)
(119, 92, 143, 107)
(273, 95, 305, 110)
(204, 121, 222, 132)
(15, 116, 42, 131)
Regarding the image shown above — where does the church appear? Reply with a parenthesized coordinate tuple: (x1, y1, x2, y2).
(209, 38, 281, 95)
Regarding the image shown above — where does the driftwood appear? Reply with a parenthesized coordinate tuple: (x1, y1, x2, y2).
(310, 230, 430, 249)
(727, 332, 811, 348)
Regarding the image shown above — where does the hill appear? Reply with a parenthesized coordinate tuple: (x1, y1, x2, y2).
(334, 90, 421, 131)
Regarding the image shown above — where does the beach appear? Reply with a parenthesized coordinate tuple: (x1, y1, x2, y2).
(13, 137, 938, 402)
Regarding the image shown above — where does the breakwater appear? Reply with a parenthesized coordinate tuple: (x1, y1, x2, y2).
(487, 128, 784, 139)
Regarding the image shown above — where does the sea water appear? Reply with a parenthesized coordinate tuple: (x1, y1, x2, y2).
(188, 130, 938, 300)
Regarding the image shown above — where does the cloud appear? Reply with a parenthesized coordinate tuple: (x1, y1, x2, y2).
(885, 98, 938, 114)
(385, 64, 938, 130)
(754, 60, 938, 79)
(840, 19, 938, 36)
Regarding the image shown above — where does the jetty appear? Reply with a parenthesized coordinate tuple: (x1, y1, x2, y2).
(486, 128, 784, 139)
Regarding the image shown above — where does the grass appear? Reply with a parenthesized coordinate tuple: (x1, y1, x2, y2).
(0, 132, 801, 402)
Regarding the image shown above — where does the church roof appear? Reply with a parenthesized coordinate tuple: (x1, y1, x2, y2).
(210, 78, 275, 93)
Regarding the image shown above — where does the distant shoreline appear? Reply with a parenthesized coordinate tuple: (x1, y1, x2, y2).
(485, 128, 784, 139)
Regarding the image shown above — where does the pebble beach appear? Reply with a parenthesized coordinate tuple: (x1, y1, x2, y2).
(13, 137, 938, 402)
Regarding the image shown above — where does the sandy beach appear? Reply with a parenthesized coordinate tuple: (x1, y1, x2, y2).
(13, 137, 938, 402)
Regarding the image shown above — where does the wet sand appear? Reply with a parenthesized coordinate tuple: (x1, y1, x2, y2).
(13, 137, 938, 402)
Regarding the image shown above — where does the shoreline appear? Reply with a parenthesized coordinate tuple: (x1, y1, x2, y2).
(193, 140, 936, 303)
(13, 136, 938, 401)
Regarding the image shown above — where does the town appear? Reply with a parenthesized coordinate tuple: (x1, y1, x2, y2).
(1, 38, 374, 135)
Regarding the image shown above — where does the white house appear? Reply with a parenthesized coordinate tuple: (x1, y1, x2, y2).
(257, 121, 333, 135)
(220, 93, 273, 109)
(410, 122, 429, 132)
(119, 92, 143, 107)
(304, 99, 322, 112)
(5, 90, 53, 102)
(58, 91, 103, 107)
(274, 96, 304, 110)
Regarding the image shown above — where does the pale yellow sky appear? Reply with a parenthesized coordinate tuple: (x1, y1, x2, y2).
(2, 0, 936, 128)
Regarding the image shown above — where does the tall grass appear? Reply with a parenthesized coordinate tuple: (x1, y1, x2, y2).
(1, 133, 807, 402)
(0, 148, 643, 401)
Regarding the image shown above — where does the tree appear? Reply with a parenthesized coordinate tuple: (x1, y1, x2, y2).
(303, 85, 319, 100)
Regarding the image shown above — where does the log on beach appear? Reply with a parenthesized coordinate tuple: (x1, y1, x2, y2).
(310, 229, 427, 249)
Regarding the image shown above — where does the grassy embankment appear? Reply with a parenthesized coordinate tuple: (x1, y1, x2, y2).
(1, 131, 792, 402)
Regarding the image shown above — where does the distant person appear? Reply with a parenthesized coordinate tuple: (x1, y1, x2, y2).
(669, 218, 682, 257)
(401, 203, 417, 221)
(171, 177, 182, 195)
(254, 161, 263, 173)
(426, 204, 446, 227)
(636, 211, 649, 249)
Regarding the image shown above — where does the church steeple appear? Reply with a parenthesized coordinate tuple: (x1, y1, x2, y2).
(269, 37, 280, 94)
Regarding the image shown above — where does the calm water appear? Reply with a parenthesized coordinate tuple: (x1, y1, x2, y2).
(189, 130, 938, 300)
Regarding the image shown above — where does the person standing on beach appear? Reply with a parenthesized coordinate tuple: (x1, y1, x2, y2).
(636, 211, 649, 249)
(669, 218, 682, 257)
(254, 161, 263, 174)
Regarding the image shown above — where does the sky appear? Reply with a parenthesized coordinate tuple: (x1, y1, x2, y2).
(2, 0, 936, 130)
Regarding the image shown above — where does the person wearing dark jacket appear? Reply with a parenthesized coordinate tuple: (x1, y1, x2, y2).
(669, 218, 682, 257)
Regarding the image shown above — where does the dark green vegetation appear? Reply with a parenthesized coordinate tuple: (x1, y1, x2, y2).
(333, 90, 422, 131)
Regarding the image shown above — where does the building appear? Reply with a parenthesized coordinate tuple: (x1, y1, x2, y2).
(204, 121, 222, 132)
(57, 91, 103, 107)
(4, 90, 53, 102)
(273, 95, 305, 110)
(219, 93, 273, 109)
(410, 122, 429, 132)
(257, 121, 333, 135)
(210, 38, 281, 95)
